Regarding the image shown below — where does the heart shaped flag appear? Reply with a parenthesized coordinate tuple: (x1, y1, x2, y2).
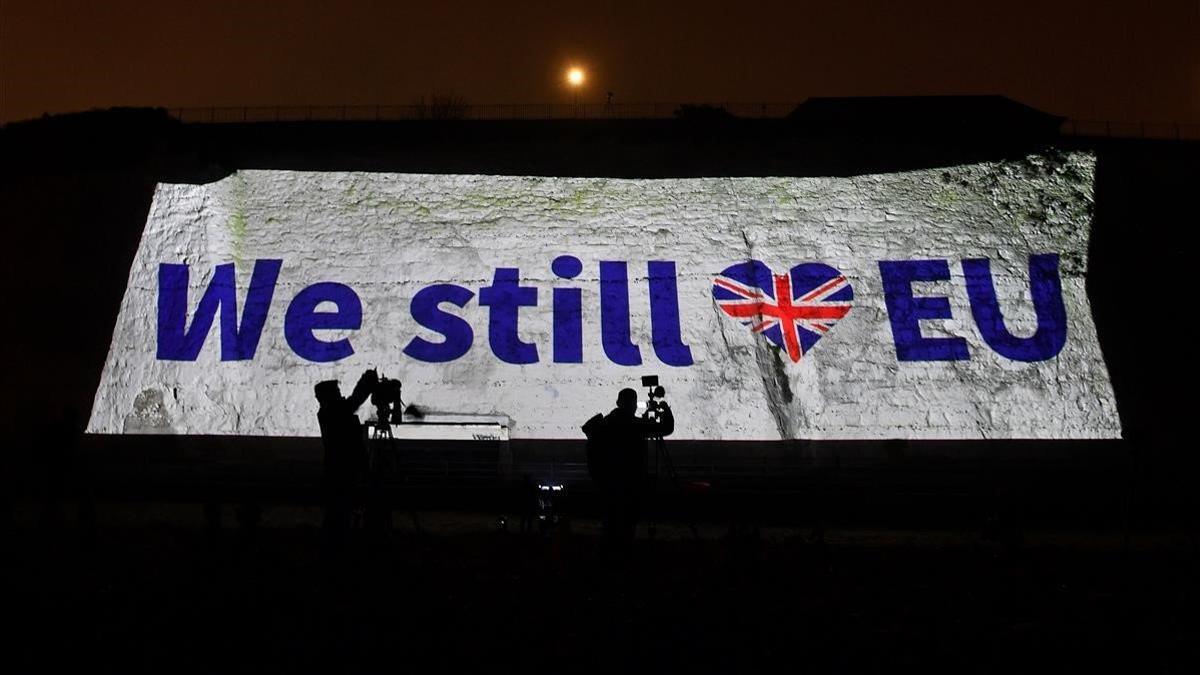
(712, 261, 853, 363)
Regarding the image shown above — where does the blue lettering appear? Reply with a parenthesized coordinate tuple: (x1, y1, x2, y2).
(648, 260, 693, 367)
(403, 284, 475, 363)
(284, 282, 362, 362)
(156, 259, 281, 361)
(878, 259, 969, 361)
(599, 261, 641, 366)
(551, 255, 583, 363)
(478, 268, 539, 364)
(963, 254, 1067, 362)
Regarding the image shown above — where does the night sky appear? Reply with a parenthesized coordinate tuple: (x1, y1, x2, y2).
(3, 0, 1197, 124)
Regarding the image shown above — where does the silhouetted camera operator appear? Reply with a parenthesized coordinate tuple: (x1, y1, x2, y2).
(314, 369, 378, 546)
(583, 379, 675, 548)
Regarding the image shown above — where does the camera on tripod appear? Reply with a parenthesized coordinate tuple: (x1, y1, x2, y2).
(641, 375, 668, 421)
(367, 369, 404, 429)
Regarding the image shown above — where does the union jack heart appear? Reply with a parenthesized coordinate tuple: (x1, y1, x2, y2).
(712, 261, 853, 363)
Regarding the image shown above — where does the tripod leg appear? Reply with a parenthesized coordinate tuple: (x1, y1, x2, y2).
(382, 431, 422, 534)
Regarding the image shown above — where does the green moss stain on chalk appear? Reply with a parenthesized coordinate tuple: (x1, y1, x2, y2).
(227, 173, 249, 264)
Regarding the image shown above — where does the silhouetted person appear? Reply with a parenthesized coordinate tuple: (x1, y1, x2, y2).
(585, 388, 674, 548)
(315, 369, 378, 549)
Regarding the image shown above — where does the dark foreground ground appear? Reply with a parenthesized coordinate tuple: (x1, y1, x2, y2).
(4, 503, 1196, 674)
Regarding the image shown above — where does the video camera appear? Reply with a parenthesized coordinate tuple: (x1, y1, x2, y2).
(365, 369, 404, 427)
(641, 375, 668, 421)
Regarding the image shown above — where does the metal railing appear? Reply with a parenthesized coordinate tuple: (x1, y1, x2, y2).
(166, 103, 1200, 140)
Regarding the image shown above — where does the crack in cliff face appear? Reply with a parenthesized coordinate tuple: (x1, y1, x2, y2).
(712, 295, 737, 357)
(770, 348, 794, 404)
(751, 335, 798, 440)
(733, 228, 798, 441)
(739, 229, 754, 253)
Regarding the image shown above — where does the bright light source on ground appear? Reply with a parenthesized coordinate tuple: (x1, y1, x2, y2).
(566, 67, 585, 86)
